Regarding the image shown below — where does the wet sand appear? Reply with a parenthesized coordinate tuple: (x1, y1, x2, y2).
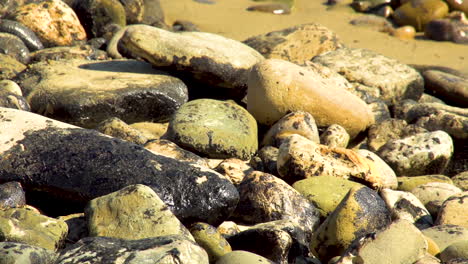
(160, 0, 468, 74)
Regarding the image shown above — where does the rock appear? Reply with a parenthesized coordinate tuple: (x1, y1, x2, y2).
(422, 225, 468, 252)
(57, 213, 87, 246)
(411, 182, 462, 216)
(253, 146, 279, 176)
(422, 70, 468, 108)
(435, 192, 468, 227)
(413, 254, 442, 264)
(86, 184, 193, 240)
(320, 124, 350, 148)
(227, 227, 292, 264)
(293, 175, 364, 218)
(165, 99, 258, 160)
(0, 88, 30, 111)
(0, 80, 22, 96)
(419, 93, 446, 104)
(141, 0, 165, 26)
(246, 3, 291, 15)
(312, 47, 424, 105)
(243, 23, 342, 64)
(118, 0, 144, 24)
(214, 158, 254, 186)
(349, 15, 394, 33)
(215, 250, 275, 264)
(55, 235, 209, 264)
(172, 20, 200, 32)
(217, 221, 242, 238)
(96, 117, 148, 145)
(0, 107, 239, 225)
(446, 0, 468, 14)
(397, 175, 453, 191)
(414, 107, 468, 141)
(12, 0, 86, 47)
(0, 54, 26, 80)
(119, 24, 264, 94)
(356, 149, 398, 189)
(0, 207, 68, 250)
(130, 122, 168, 140)
(231, 171, 320, 232)
(391, 25, 417, 40)
(247, 59, 374, 138)
(425, 235, 441, 256)
(277, 135, 391, 188)
(440, 240, 468, 263)
(336, 219, 427, 264)
(29, 45, 108, 63)
(0, 32, 30, 64)
(0, 242, 58, 264)
(310, 186, 392, 262)
(452, 171, 468, 191)
(393, 0, 449, 31)
(0, 182, 26, 209)
(261, 111, 320, 148)
(0, 19, 44, 52)
(15, 59, 188, 128)
(144, 139, 209, 167)
(72, 0, 126, 38)
(377, 131, 454, 176)
(190, 222, 232, 263)
(380, 188, 433, 229)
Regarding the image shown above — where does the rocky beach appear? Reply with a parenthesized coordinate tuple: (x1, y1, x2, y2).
(0, 0, 467, 263)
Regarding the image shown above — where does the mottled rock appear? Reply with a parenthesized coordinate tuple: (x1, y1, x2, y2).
(29, 45, 108, 63)
(0, 182, 26, 209)
(440, 240, 468, 263)
(377, 131, 454, 176)
(320, 124, 350, 148)
(216, 250, 275, 264)
(435, 192, 468, 227)
(0, 88, 30, 111)
(57, 213, 87, 246)
(131, 122, 168, 140)
(0, 207, 68, 250)
(261, 111, 320, 148)
(422, 70, 468, 108)
(380, 188, 433, 229)
(55, 235, 209, 264)
(243, 23, 342, 64)
(73, 0, 126, 38)
(452, 171, 468, 191)
(0, 80, 22, 96)
(293, 175, 364, 218)
(214, 158, 254, 186)
(422, 225, 468, 252)
(277, 135, 390, 188)
(96, 117, 148, 145)
(228, 227, 292, 264)
(0, 54, 26, 80)
(393, 0, 449, 31)
(15, 59, 188, 128)
(119, 0, 144, 24)
(12, 0, 86, 47)
(190, 222, 232, 263)
(356, 149, 398, 189)
(144, 139, 209, 167)
(0, 32, 29, 64)
(119, 24, 264, 93)
(217, 221, 242, 238)
(397, 175, 453, 191)
(312, 47, 424, 105)
(0, 242, 58, 264)
(336, 219, 427, 264)
(87, 184, 193, 240)
(247, 59, 374, 138)
(253, 146, 279, 176)
(310, 186, 391, 262)
(231, 171, 320, 232)
(411, 182, 462, 216)
(165, 99, 258, 160)
(0, 107, 239, 225)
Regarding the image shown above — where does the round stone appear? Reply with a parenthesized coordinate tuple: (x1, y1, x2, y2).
(393, 0, 449, 31)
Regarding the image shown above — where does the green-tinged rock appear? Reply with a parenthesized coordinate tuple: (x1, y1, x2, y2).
(86, 184, 193, 240)
(422, 225, 468, 252)
(0, 207, 68, 251)
(165, 99, 258, 160)
(440, 240, 468, 263)
(320, 124, 350, 148)
(397, 175, 453, 191)
(0, 54, 26, 80)
(393, 0, 449, 31)
(0, 242, 58, 263)
(190, 222, 232, 263)
(292, 175, 364, 218)
(410, 182, 462, 216)
(452, 171, 468, 191)
(215, 250, 275, 264)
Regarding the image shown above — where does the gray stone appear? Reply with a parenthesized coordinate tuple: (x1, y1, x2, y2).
(0, 32, 30, 64)
(312, 47, 424, 105)
(15, 59, 188, 128)
(96, 117, 148, 145)
(422, 225, 468, 252)
(320, 124, 350, 148)
(165, 99, 258, 160)
(55, 235, 209, 264)
(0, 242, 58, 264)
(215, 251, 275, 264)
(377, 131, 454, 176)
(411, 182, 462, 216)
(0, 182, 26, 209)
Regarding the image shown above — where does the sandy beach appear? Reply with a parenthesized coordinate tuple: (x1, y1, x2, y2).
(160, 0, 468, 74)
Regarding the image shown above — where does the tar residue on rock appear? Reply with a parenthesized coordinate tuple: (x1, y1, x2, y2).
(0, 127, 239, 225)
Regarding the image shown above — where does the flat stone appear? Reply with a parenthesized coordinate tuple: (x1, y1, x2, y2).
(422, 225, 468, 252)
(0, 107, 239, 225)
(12, 0, 86, 47)
(435, 191, 468, 227)
(216, 250, 275, 264)
(190, 222, 232, 263)
(243, 23, 343, 64)
(15, 59, 188, 128)
(377, 131, 454, 176)
(0, 242, 58, 264)
(247, 59, 374, 138)
(397, 175, 453, 191)
(0, 207, 68, 250)
(0, 182, 26, 209)
(422, 70, 468, 108)
(30, 45, 108, 63)
(165, 99, 258, 160)
(320, 124, 350, 148)
(96, 117, 148, 145)
(411, 182, 462, 216)
(86, 184, 193, 240)
(312, 47, 424, 105)
(55, 235, 209, 264)
(119, 24, 264, 93)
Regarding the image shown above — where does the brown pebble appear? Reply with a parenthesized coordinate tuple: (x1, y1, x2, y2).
(391, 25, 416, 40)
(246, 3, 291, 15)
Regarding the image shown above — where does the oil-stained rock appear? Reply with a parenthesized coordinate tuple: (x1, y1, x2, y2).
(29, 45, 108, 63)
(57, 213, 88, 247)
(15, 59, 188, 128)
(0, 89, 30, 111)
(435, 192, 468, 227)
(190, 222, 232, 263)
(165, 99, 258, 160)
(0, 182, 26, 209)
(356, 149, 398, 189)
(0, 107, 239, 226)
(0, 32, 30, 64)
(252, 146, 279, 176)
(55, 235, 209, 264)
(0, 242, 58, 264)
(422, 70, 468, 108)
(119, 24, 264, 93)
(243, 23, 343, 64)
